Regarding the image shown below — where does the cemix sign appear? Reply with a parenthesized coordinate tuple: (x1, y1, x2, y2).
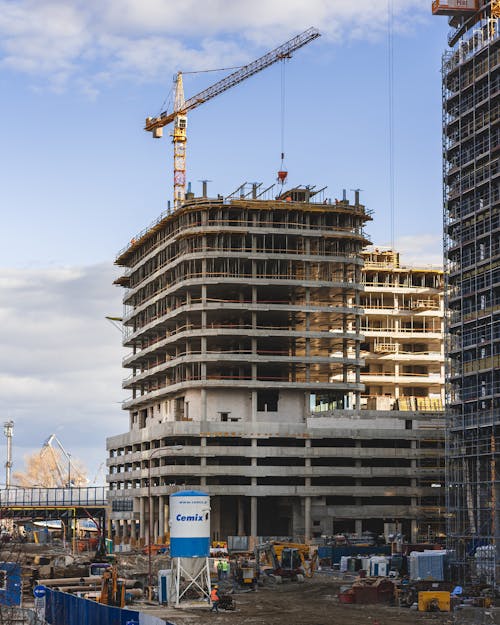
(170, 496, 210, 539)
(176, 513, 207, 522)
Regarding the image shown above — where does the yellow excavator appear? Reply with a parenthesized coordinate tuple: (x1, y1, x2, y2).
(254, 542, 318, 582)
(272, 542, 318, 578)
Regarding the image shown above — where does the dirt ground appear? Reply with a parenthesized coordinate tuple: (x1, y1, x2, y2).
(149, 575, 455, 625)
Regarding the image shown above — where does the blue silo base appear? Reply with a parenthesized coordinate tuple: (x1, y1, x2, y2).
(170, 537, 210, 558)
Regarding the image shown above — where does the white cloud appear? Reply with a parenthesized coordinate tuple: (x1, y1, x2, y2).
(0, 263, 126, 479)
(394, 233, 443, 266)
(0, 0, 430, 91)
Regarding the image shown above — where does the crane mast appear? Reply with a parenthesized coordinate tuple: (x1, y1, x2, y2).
(145, 27, 320, 209)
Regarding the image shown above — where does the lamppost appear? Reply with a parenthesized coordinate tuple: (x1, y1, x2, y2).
(147, 445, 183, 595)
(3, 421, 14, 489)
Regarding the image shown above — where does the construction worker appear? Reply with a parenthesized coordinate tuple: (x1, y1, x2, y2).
(210, 585, 220, 613)
(221, 558, 229, 579)
(217, 559, 224, 580)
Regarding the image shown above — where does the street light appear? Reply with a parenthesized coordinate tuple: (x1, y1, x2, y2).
(3, 421, 14, 489)
(147, 444, 183, 596)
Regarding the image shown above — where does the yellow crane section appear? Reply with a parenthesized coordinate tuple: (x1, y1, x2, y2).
(145, 27, 320, 209)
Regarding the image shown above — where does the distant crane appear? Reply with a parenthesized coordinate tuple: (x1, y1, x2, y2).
(92, 461, 106, 486)
(145, 27, 321, 209)
(40, 434, 88, 488)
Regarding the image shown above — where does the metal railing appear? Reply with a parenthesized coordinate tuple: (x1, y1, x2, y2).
(0, 486, 108, 507)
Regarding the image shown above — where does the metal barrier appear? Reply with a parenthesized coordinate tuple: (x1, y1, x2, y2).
(43, 588, 174, 625)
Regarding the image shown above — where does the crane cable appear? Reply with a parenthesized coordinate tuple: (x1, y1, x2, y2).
(388, 0, 395, 250)
(277, 58, 288, 185)
(281, 59, 286, 169)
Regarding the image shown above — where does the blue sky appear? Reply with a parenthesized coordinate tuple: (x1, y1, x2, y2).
(0, 0, 449, 480)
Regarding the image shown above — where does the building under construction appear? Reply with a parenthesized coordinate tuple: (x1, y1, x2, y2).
(433, 0, 500, 587)
(106, 187, 445, 545)
(360, 247, 444, 412)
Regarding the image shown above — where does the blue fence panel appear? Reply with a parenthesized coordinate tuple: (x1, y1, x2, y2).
(43, 587, 171, 625)
(0, 562, 22, 607)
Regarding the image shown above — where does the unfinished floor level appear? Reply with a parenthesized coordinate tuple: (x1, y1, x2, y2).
(107, 187, 444, 543)
(360, 247, 444, 411)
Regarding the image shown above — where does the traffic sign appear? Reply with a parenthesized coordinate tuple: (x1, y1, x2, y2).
(33, 585, 46, 598)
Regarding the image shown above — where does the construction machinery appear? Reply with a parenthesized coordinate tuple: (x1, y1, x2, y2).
(254, 542, 314, 583)
(272, 542, 318, 578)
(40, 434, 87, 487)
(145, 27, 320, 209)
(99, 566, 125, 608)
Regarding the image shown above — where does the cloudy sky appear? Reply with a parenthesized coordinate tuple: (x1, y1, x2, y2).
(0, 0, 449, 480)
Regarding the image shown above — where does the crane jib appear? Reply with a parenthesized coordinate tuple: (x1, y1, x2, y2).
(146, 27, 320, 131)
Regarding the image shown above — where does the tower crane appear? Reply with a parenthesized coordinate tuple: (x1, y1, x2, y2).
(145, 27, 320, 210)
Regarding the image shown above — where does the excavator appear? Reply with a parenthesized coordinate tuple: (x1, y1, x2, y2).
(98, 566, 125, 608)
(254, 542, 318, 583)
(272, 542, 318, 578)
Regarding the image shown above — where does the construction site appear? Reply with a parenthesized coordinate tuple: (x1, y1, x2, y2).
(1, 4, 500, 624)
(438, 0, 500, 593)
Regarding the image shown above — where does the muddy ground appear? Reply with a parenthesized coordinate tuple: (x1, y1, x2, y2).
(147, 575, 458, 625)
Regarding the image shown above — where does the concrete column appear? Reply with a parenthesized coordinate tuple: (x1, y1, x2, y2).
(355, 519, 363, 536)
(238, 497, 245, 536)
(250, 438, 258, 541)
(304, 439, 311, 542)
(304, 497, 311, 543)
(200, 437, 207, 488)
(251, 497, 258, 541)
(411, 519, 418, 543)
(139, 497, 146, 541)
(251, 391, 257, 422)
(201, 389, 207, 420)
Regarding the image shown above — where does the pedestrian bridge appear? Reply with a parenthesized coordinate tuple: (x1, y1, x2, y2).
(0, 486, 108, 509)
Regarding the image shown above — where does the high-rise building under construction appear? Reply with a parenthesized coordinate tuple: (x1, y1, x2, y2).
(433, 0, 500, 585)
(107, 186, 445, 545)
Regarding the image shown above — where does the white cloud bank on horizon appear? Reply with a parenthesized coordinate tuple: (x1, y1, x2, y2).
(0, 0, 430, 91)
(0, 263, 126, 481)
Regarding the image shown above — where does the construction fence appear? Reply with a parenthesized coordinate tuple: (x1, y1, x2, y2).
(42, 587, 173, 625)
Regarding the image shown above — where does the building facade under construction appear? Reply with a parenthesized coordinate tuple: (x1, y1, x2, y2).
(360, 247, 444, 412)
(433, 0, 500, 586)
(106, 186, 445, 545)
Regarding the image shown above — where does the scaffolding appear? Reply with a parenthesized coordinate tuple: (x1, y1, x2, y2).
(439, 0, 500, 590)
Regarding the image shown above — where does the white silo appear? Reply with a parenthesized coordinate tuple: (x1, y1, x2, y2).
(169, 490, 212, 607)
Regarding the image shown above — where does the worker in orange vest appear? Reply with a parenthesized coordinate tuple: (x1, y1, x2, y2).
(210, 585, 220, 613)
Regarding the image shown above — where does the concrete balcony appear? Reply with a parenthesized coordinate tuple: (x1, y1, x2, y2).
(122, 379, 365, 410)
(360, 373, 443, 385)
